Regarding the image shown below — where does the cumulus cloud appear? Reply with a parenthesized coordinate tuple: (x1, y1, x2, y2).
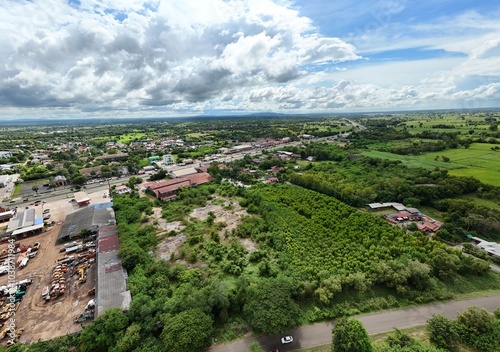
(0, 0, 500, 117)
(0, 0, 359, 116)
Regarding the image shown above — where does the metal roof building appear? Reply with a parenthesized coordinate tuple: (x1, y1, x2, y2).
(57, 202, 131, 316)
(6, 207, 44, 237)
(94, 202, 131, 316)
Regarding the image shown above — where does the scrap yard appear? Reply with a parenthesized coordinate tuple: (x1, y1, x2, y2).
(0, 188, 125, 345)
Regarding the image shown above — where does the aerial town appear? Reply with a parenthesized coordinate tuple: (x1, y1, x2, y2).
(0, 112, 498, 351)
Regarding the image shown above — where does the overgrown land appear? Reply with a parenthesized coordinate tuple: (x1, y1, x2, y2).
(1, 110, 500, 351)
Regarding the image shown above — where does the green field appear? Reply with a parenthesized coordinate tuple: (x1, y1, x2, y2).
(361, 150, 462, 169)
(363, 143, 500, 186)
(117, 132, 147, 143)
(394, 113, 495, 135)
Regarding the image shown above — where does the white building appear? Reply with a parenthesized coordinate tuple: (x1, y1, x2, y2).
(163, 154, 175, 165)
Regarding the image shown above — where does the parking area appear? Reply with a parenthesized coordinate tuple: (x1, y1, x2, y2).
(0, 191, 107, 344)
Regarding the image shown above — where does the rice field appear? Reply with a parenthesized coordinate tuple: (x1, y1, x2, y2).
(362, 143, 500, 186)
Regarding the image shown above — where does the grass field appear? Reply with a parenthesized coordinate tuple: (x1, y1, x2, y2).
(361, 150, 462, 169)
(394, 113, 494, 136)
(363, 143, 500, 186)
(117, 132, 147, 143)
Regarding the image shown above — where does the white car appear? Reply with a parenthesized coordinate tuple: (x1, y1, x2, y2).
(281, 336, 293, 344)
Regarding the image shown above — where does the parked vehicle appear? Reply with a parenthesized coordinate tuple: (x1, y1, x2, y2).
(19, 257, 29, 269)
(64, 241, 79, 249)
(281, 336, 293, 344)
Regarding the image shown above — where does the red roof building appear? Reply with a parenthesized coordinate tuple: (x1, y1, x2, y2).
(143, 172, 213, 200)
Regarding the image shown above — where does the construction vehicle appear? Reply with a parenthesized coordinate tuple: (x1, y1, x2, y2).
(74, 309, 94, 323)
(5, 328, 24, 346)
(78, 268, 87, 283)
(0, 327, 9, 340)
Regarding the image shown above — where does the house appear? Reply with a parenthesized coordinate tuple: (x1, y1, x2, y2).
(95, 153, 128, 162)
(263, 177, 279, 184)
(0, 151, 12, 158)
(114, 185, 131, 195)
(80, 166, 102, 179)
(471, 237, 500, 258)
(416, 221, 443, 233)
(54, 175, 68, 187)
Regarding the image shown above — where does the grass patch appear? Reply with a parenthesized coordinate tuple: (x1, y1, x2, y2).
(448, 167, 500, 186)
(12, 183, 22, 198)
(416, 206, 446, 221)
(445, 271, 500, 296)
(117, 132, 147, 143)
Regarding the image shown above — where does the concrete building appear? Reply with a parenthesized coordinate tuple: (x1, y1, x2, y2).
(163, 154, 175, 165)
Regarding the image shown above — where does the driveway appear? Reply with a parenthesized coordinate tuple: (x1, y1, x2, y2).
(209, 294, 500, 352)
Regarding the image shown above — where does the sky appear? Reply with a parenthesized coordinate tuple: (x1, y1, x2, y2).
(1, 0, 500, 119)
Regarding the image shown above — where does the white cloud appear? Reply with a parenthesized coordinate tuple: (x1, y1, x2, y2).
(0, 0, 499, 118)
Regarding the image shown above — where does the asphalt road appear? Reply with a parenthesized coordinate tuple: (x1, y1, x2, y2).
(209, 294, 500, 352)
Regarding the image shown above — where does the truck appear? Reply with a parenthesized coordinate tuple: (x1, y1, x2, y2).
(65, 245, 83, 254)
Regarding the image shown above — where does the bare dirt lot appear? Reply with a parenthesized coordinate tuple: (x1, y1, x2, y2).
(0, 193, 104, 344)
(155, 196, 256, 261)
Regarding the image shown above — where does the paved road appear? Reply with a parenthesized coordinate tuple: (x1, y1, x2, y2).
(209, 295, 500, 352)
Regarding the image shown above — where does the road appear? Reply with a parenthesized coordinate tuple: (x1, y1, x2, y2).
(209, 294, 500, 352)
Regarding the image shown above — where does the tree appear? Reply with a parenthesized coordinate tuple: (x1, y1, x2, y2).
(78, 308, 129, 352)
(331, 318, 372, 352)
(426, 314, 458, 350)
(161, 308, 214, 352)
(428, 248, 460, 280)
(243, 278, 301, 334)
(456, 306, 493, 334)
(115, 323, 142, 352)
